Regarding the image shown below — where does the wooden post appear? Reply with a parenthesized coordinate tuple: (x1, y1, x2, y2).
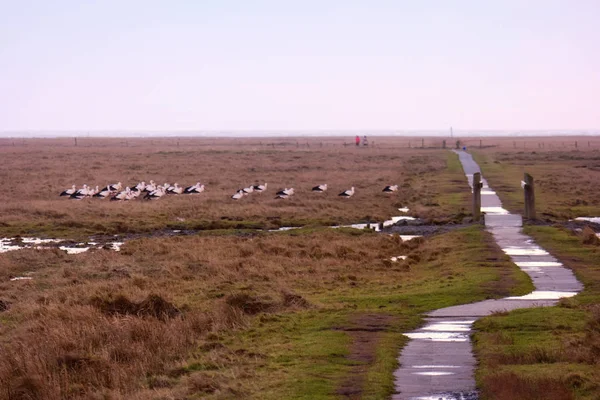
(421, 138, 424, 148)
(442, 140, 446, 149)
(473, 172, 482, 222)
(480, 139, 482, 148)
(74, 137, 77, 146)
(524, 173, 536, 220)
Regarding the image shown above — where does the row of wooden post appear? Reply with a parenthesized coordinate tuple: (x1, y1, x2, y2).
(472, 172, 535, 221)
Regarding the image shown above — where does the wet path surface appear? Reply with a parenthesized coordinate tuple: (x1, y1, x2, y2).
(392, 151, 583, 400)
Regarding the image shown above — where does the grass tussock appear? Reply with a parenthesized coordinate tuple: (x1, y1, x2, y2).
(481, 372, 574, 400)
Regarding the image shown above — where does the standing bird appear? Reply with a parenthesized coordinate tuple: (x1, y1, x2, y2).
(241, 186, 254, 195)
(253, 183, 267, 193)
(382, 185, 398, 193)
(338, 187, 355, 198)
(312, 184, 328, 192)
(60, 185, 77, 197)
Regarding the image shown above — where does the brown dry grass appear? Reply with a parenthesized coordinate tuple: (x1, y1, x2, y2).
(0, 230, 420, 399)
(480, 372, 574, 400)
(0, 223, 528, 399)
(0, 137, 468, 237)
(470, 140, 600, 218)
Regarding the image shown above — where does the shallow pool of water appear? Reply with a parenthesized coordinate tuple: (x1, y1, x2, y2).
(575, 217, 600, 224)
(505, 290, 578, 300)
(0, 238, 125, 254)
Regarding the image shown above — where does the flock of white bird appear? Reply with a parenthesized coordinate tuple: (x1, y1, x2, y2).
(59, 182, 400, 201)
(59, 181, 204, 201)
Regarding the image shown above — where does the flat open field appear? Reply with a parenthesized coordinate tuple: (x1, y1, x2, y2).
(1, 136, 599, 400)
(467, 137, 600, 219)
(0, 137, 469, 238)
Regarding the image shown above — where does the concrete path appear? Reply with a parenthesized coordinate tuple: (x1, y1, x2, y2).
(392, 151, 583, 400)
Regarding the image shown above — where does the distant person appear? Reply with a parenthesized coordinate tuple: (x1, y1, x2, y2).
(463, 146, 467, 151)
(355, 135, 360, 146)
(363, 135, 368, 146)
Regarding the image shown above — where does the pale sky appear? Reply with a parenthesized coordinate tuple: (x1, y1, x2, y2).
(1, 0, 599, 132)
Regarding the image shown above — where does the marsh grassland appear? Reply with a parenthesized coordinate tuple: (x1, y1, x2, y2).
(469, 140, 600, 400)
(0, 136, 598, 399)
(0, 137, 468, 238)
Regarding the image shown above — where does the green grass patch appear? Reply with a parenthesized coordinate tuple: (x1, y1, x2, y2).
(474, 225, 600, 399)
(188, 226, 533, 399)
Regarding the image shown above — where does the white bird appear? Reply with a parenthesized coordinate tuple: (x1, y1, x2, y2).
(131, 182, 146, 193)
(144, 186, 166, 200)
(101, 182, 122, 192)
(60, 185, 77, 197)
(521, 180, 527, 189)
(184, 182, 202, 194)
(338, 187, 355, 198)
(242, 186, 254, 194)
(186, 184, 205, 194)
(253, 183, 267, 193)
(312, 184, 328, 192)
(88, 186, 99, 197)
(129, 188, 141, 199)
(382, 185, 398, 193)
(167, 183, 184, 194)
(143, 180, 157, 193)
(70, 184, 89, 200)
(111, 187, 131, 201)
(93, 185, 112, 199)
(231, 190, 244, 200)
(276, 188, 294, 196)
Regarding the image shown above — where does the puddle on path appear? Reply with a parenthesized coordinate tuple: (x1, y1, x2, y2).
(502, 247, 549, 256)
(410, 395, 478, 400)
(514, 261, 563, 267)
(505, 290, 578, 300)
(413, 371, 455, 376)
(575, 217, 600, 224)
(480, 206, 509, 215)
(393, 151, 584, 400)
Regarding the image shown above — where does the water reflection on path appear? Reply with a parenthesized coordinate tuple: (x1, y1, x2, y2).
(393, 151, 583, 400)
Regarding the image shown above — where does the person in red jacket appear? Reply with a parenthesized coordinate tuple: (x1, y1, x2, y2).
(355, 135, 360, 146)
